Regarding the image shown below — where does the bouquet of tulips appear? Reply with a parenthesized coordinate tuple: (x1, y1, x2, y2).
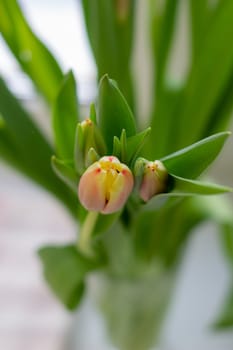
(0, 1, 233, 348)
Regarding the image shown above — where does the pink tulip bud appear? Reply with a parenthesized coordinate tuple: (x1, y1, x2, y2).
(139, 160, 168, 202)
(78, 156, 134, 214)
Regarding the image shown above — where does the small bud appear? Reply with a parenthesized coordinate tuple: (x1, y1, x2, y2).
(86, 147, 100, 167)
(78, 156, 134, 214)
(81, 118, 106, 158)
(74, 118, 106, 173)
(139, 160, 168, 202)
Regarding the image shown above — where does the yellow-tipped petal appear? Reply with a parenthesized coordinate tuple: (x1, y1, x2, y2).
(78, 156, 134, 214)
(102, 167, 134, 214)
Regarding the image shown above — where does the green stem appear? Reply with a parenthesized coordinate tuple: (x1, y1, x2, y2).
(78, 211, 99, 257)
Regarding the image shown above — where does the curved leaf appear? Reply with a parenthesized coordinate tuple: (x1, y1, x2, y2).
(150, 0, 179, 93)
(98, 75, 136, 152)
(141, 176, 232, 213)
(190, 0, 211, 59)
(80, 0, 136, 106)
(176, 0, 233, 147)
(0, 0, 63, 103)
(53, 71, 79, 159)
(94, 212, 121, 236)
(171, 175, 232, 196)
(0, 77, 78, 217)
(38, 245, 98, 310)
(161, 132, 230, 178)
(51, 156, 78, 192)
(127, 127, 151, 163)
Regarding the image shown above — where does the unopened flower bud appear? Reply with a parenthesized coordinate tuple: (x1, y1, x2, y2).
(82, 118, 106, 157)
(75, 118, 106, 173)
(139, 160, 168, 202)
(78, 156, 134, 214)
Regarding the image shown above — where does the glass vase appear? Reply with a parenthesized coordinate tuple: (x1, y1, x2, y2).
(66, 263, 176, 350)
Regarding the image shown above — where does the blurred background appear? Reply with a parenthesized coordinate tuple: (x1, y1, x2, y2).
(0, 0, 233, 349)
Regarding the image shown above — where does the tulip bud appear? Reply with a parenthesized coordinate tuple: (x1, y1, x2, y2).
(78, 156, 134, 214)
(74, 118, 106, 173)
(139, 160, 168, 202)
(82, 118, 106, 158)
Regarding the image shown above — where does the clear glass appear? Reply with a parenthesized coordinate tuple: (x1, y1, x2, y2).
(66, 265, 176, 350)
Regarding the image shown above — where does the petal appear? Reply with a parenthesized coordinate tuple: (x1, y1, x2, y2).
(138, 160, 168, 202)
(78, 157, 134, 214)
(100, 156, 120, 164)
(139, 171, 159, 202)
(102, 168, 134, 214)
(78, 164, 107, 212)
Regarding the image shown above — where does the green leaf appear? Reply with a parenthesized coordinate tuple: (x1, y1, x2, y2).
(53, 71, 79, 159)
(133, 198, 202, 263)
(94, 212, 121, 237)
(38, 245, 98, 310)
(191, 195, 233, 263)
(148, 86, 182, 159)
(141, 177, 231, 213)
(147, 0, 180, 157)
(207, 69, 233, 135)
(170, 175, 232, 196)
(191, 195, 233, 226)
(80, 0, 136, 107)
(0, 115, 4, 127)
(98, 75, 136, 152)
(112, 127, 151, 165)
(0, 123, 46, 182)
(112, 136, 121, 159)
(74, 123, 85, 174)
(51, 156, 78, 192)
(89, 103, 97, 124)
(213, 283, 233, 329)
(0, 0, 63, 103)
(0, 122, 21, 167)
(74, 118, 106, 174)
(0, 77, 78, 217)
(127, 127, 151, 163)
(176, 1, 233, 147)
(86, 147, 100, 167)
(150, 0, 180, 93)
(140, 196, 169, 213)
(81, 0, 135, 76)
(190, 0, 211, 59)
(120, 129, 127, 163)
(161, 132, 230, 179)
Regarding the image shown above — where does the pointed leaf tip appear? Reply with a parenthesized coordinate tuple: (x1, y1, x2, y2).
(51, 156, 78, 192)
(171, 175, 233, 196)
(98, 74, 136, 152)
(161, 132, 231, 179)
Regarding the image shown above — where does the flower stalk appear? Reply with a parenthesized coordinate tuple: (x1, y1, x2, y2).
(77, 211, 99, 258)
